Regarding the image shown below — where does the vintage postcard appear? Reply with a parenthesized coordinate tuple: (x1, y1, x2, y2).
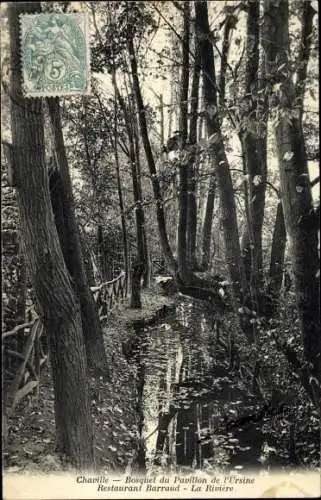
(2, 0, 320, 499)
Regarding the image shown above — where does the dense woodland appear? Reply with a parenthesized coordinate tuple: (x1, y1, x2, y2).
(2, 0, 320, 474)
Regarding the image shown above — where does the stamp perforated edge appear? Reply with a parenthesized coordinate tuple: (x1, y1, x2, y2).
(19, 11, 91, 98)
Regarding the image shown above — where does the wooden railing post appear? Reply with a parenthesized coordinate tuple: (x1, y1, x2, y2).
(90, 270, 126, 318)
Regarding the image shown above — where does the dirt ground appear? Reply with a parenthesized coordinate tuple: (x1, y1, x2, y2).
(4, 337, 138, 473)
(3, 289, 174, 473)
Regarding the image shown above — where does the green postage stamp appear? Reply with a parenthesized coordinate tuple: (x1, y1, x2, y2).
(20, 13, 90, 97)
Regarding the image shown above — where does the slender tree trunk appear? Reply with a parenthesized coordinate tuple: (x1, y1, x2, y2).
(168, 84, 174, 140)
(200, 7, 233, 273)
(130, 260, 144, 309)
(113, 83, 150, 296)
(197, 77, 205, 142)
(9, 1, 94, 468)
(133, 104, 150, 288)
(159, 93, 165, 148)
(197, 89, 208, 249)
(115, 141, 130, 294)
(129, 121, 144, 307)
(177, 2, 190, 280)
(112, 72, 130, 294)
(47, 98, 109, 377)
(201, 173, 216, 270)
(296, 0, 316, 120)
(264, 0, 320, 379)
(187, 38, 201, 270)
(266, 201, 286, 315)
(219, 9, 234, 107)
(128, 37, 177, 273)
(240, 0, 267, 306)
(96, 224, 105, 281)
(195, 1, 246, 299)
(79, 231, 96, 287)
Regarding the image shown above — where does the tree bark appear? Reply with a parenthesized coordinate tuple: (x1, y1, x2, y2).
(113, 83, 149, 298)
(296, 0, 317, 118)
(79, 231, 96, 288)
(9, 1, 94, 468)
(133, 102, 150, 288)
(47, 98, 109, 377)
(200, 7, 233, 273)
(96, 224, 105, 281)
(177, 2, 190, 280)
(201, 172, 216, 271)
(111, 72, 130, 295)
(127, 37, 177, 273)
(195, 1, 246, 299)
(263, 0, 320, 379)
(266, 201, 286, 315)
(187, 36, 201, 270)
(219, 10, 234, 108)
(129, 115, 144, 307)
(240, 0, 267, 304)
(130, 260, 144, 309)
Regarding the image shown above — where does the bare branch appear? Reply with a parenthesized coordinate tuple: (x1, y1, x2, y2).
(151, 3, 238, 129)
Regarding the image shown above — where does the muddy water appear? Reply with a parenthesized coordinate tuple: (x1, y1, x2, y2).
(131, 297, 280, 473)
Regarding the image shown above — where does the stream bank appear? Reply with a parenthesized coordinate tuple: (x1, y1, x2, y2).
(126, 294, 319, 474)
(3, 285, 176, 473)
(4, 287, 319, 474)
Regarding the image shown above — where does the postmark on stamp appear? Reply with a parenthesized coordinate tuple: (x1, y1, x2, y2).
(20, 13, 90, 97)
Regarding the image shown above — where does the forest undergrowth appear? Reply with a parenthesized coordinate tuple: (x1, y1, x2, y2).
(4, 324, 140, 473)
(3, 287, 176, 473)
(4, 290, 319, 473)
(217, 292, 320, 470)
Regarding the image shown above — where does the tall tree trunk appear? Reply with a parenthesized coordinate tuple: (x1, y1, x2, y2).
(296, 0, 316, 120)
(263, 0, 315, 317)
(201, 173, 216, 271)
(9, 2, 94, 468)
(177, 1, 190, 280)
(133, 109, 150, 288)
(219, 9, 234, 107)
(79, 230, 96, 287)
(159, 93, 165, 148)
(112, 72, 130, 294)
(47, 98, 109, 377)
(263, 0, 320, 379)
(94, 86, 130, 287)
(168, 83, 174, 140)
(115, 139, 130, 294)
(200, 7, 233, 272)
(266, 201, 286, 316)
(130, 260, 144, 309)
(129, 116, 144, 307)
(187, 37, 201, 270)
(195, 1, 246, 299)
(240, 0, 267, 307)
(197, 77, 205, 142)
(113, 82, 149, 297)
(128, 37, 177, 273)
(96, 223, 105, 281)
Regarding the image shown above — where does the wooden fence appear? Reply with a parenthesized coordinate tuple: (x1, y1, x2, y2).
(3, 306, 47, 414)
(3, 272, 127, 414)
(91, 271, 127, 319)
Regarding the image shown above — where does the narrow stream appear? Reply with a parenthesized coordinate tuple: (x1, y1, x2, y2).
(131, 296, 288, 473)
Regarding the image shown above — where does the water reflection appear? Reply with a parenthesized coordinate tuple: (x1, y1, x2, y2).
(132, 298, 266, 472)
